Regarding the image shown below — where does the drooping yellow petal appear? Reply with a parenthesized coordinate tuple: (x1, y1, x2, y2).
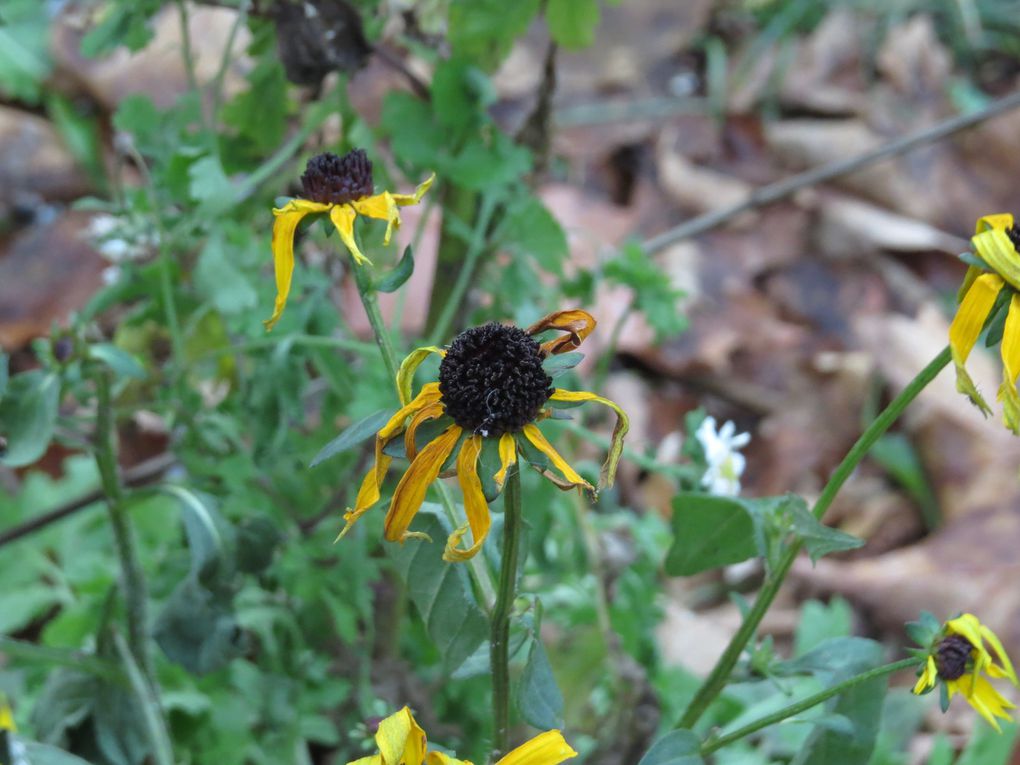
(548, 389, 630, 488)
(525, 309, 597, 356)
(949, 272, 1004, 415)
(444, 435, 492, 562)
(374, 707, 428, 765)
(397, 346, 447, 406)
(957, 675, 1016, 732)
(337, 384, 442, 540)
(384, 425, 463, 543)
(0, 698, 14, 731)
(494, 432, 517, 490)
(976, 214, 1015, 234)
(425, 753, 473, 765)
(521, 423, 594, 493)
(330, 204, 372, 266)
(495, 730, 578, 765)
(998, 293, 1020, 434)
(405, 402, 445, 461)
(390, 173, 436, 206)
(264, 199, 331, 331)
(913, 656, 938, 695)
(979, 622, 1018, 685)
(352, 191, 401, 245)
(973, 227, 1020, 291)
(347, 756, 382, 765)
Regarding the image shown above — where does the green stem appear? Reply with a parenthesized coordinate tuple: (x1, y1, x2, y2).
(93, 371, 154, 685)
(437, 482, 497, 611)
(491, 465, 523, 759)
(352, 263, 401, 396)
(677, 346, 951, 729)
(700, 658, 918, 754)
(593, 301, 632, 391)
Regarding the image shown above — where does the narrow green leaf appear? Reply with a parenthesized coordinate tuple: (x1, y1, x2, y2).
(21, 741, 96, 765)
(664, 493, 757, 576)
(788, 503, 863, 563)
(0, 352, 8, 400)
(546, 0, 601, 49)
(0, 370, 60, 467)
(517, 638, 564, 729)
(88, 344, 147, 380)
(637, 729, 704, 765)
(311, 409, 392, 467)
(388, 504, 489, 672)
(376, 246, 415, 293)
(542, 352, 584, 380)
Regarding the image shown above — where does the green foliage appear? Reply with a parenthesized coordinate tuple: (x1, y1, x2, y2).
(604, 242, 688, 341)
(0, 0, 51, 102)
(637, 730, 704, 765)
(546, 0, 602, 49)
(517, 637, 565, 729)
(0, 370, 60, 467)
(665, 494, 757, 576)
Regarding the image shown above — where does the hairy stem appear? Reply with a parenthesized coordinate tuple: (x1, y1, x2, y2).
(677, 346, 951, 728)
(700, 658, 918, 753)
(352, 261, 401, 396)
(491, 466, 523, 758)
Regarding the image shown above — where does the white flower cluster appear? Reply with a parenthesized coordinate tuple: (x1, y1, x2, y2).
(86, 214, 160, 284)
(695, 416, 750, 497)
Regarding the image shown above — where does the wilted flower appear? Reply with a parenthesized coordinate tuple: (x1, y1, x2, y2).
(346, 707, 577, 765)
(695, 416, 750, 496)
(950, 214, 1020, 433)
(912, 613, 1018, 731)
(338, 310, 629, 561)
(264, 149, 434, 330)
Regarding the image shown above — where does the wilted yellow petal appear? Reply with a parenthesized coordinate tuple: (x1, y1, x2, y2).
(979, 621, 1019, 685)
(526, 309, 597, 356)
(0, 698, 14, 731)
(346, 756, 382, 765)
(521, 424, 593, 492)
(373, 707, 428, 765)
(961, 675, 1015, 731)
(949, 272, 1004, 415)
(976, 214, 1015, 234)
(352, 191, 401, 245)
(390, 173, 435, 206)
(405, 402, 445, 461)
(494, 432, 517, 489)
(425, 753, 473, 765)
(912, 656, 938, 695)
(264, 200, 331, 331)
(384, 425, 463, 543)
(444, 435, 492, 562)
(495, 730, 578, 765)
(999, 294, 1020, 434)
(549, 389, 629, 488)
(973, 227, 1020, 291)
(330, 204, 372, 266)
(397, 346, 446, 406)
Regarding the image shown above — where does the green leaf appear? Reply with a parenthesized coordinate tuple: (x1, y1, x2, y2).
(664, 493, 757, 576)
(449, 0, 541, 71)
(788, 501, 864, 563)
(376, 247, 415, 293)
(194, 231, 257, 315)
(310, 409, 392, 467)
(604, 241, 688, 341)
(0, 370, 60, 467)
(22, 741, 96, 765)
(0, 352, 8, 400)
(517, 637, 564, 729)
(925, 733, 954, 765)
(446, 134, 531, 190)
(542, 351, 583, 380)
(870, 434, 938, 528)
(188, 155, 234, 216)
(0, 0, 52, 103)
(956, 720, 1018, 765)
(153, 577, 246, 675)
(79, 0, 162, 57)
(546, 0, 601, 48)
(497, 195, 568, 275)
(88, 344, 147, 380)
(31, 669, 97, 745)
(637, 729, 704, 765)
(795, 598, 853, 657)
(381, 93, 444, 168)
(234, 516, 282, 575)
(388, 504, 489, 672)
(905, 611, 941, 649)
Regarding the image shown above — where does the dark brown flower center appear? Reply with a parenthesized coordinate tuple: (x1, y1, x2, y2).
(438, 323, 553, 438)
(300, 149, 374, 205)
(1007, 224, 1020, 253)
(935, 633, 974, 681)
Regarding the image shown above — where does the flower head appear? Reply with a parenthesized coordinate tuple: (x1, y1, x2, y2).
(912, 612, 1018, 731)
(950, 214, 1020, 433)
(337, 310, 629, 561)
(346, 707, 577, 765)
(264, 149, 434, 331)
(695, 416, 750, 496)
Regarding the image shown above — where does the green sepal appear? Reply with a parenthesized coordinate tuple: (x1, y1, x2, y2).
(376, 246, 414, 293)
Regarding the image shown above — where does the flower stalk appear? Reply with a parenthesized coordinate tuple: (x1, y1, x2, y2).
(699, 657, 918, 754)
(678, 346, 952, 729)
(491, 464, 524, 759)
(352, 256, 401, 395)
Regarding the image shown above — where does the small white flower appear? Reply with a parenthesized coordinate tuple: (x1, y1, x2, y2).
(695, 416, 751, 496)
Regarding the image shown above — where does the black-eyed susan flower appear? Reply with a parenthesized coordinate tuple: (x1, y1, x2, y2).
(264, 149, 434, 330)
(950, 214, 1020, 433)
(911, 612, 1018, 731)
(337, 309, 629, 562)
(347, 707, 577, 765)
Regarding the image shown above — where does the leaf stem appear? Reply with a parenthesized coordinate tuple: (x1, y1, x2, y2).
(699, 657, 918, 754)
(677, 346, 951, 729)
(491, 465, 523, 759)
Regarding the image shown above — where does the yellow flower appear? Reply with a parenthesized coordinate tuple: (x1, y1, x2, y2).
(264, 149, 434, 331)
(912, 613, 1018, 731)
(950, 213, 1020, 432)
(347, 707, 577, 765)
(337, 309, 629, 562)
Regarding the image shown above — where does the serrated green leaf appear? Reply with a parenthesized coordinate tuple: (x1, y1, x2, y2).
(546, 0, 601, 48)
(788, 502, 864, 563)
(0, 370, 60, 467)
(664, 493, 757, 576)
(497, 194, 567, 274)
(311, 409, 392, 467)
(517, 638, 564, 729)
(88, 344, 147, 380)
(188, 155, 234, 215)
(388, 504, 489, 672)
(795, 598, 853, 657)
(637, 729, 704, 765)
(376, 247, 415, 293)
(194, 231, 257, 315)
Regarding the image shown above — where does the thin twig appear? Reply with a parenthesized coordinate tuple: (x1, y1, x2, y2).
(0, 453, 176, 549)
(645, 90, 1020, 254)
